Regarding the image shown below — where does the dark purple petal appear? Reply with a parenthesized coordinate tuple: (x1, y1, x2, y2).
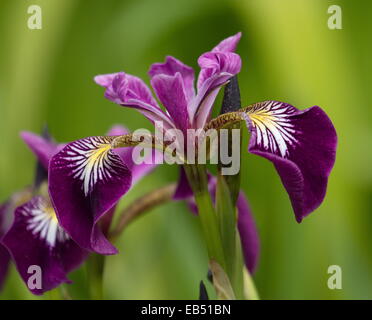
(149, 56, 195, 101)
(20, 131, 64, 170)
(173, 167, 193, 200)
(236, 192, 260, 273)
(95, 72, 175, 130)
(49, 136, 132, 254)
(212, 32, 242, 53)
(245, 101, 337, 222)
(0, 203, 10, 290)
(0, 245, 10, 290)
(151, 73, 190, 132)
(191, 52, 242, 128)
(2, 196, 88, 295)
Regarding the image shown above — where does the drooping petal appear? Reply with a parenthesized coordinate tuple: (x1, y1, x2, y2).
(191, 52, 242, 128)
(0, 203, 10, 290)
(151, 73, 190, 132)
(94, 72, 175, 130)
(149, 56, 195, 101)
(0, 245, 9, 290)
(48, 136, 132, 254)
(244, 101, 337, 222)
(20, 131, 64, 170)
(236, 192, 260, 273)
(2, 196, 88, 295)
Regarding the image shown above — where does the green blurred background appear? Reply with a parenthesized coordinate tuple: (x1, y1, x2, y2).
(1, 0, 371, 299)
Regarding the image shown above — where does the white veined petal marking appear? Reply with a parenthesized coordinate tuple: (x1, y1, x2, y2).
(23, 197, 69, 248)
(247, 101, 298, 158)
(62, 136, 123, 196)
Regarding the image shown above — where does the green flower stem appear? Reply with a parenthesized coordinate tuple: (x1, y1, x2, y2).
(184, 164, 226, 270)
(87, 253, 105, 300)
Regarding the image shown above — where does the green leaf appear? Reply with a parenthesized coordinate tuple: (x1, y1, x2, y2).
(215, 174, 237, 280)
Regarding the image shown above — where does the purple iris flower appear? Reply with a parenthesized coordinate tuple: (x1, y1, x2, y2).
(48, 126, 157, 255)
(0, 131, 89, 295)
(48, 33, 242, 255)
(48, 31, 337, 265)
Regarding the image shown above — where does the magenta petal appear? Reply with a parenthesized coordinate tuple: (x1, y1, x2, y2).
(149, 56, 195, 102)
(107, 124, 129, 136)
(49, 136, 132, 254)
(173, 167, 194, 200)
(95, 72, 175, 129)
(151, 73, 190, 132)
(2, 197, 88, 295)
(212, 32, 242, 53)
(197, 51, 242, 91)
(191, 52, 242, 127)
(236, 192, 260, 273)
(245, 101, 337, 222)
(0, 245, 9, 290)
(20, 131, 63, 170)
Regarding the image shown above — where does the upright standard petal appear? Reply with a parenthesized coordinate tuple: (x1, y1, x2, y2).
(212, 32, 242, 53)
(236, 192, 260, 273)
(49, 136, 132, 254)
(95, 72, 175, 130)
(243, 101, 337, 222)
(149, 56, 195, 101)
(191, 51, 242, 128)
(2, 196, 87, 295)
(20, 131, 63, 170)
(151, 73, 190, 133)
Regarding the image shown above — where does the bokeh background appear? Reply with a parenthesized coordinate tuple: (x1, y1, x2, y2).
(1, 0, 371, 299)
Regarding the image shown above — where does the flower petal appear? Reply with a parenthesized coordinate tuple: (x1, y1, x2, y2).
(20, 131, 63, 170)
(236, 192, 260, 273)
(149, 56, 195, 102)
(1, 196, 88, 295)
(173, 167, 193, 200)
(0, 203, 10, 290)
(191, 52, 242, 128)
(48, 136, 132, 254)
(0, 245, 9, 290)
(212, 32, 242, 53)
(244, 101, 337, 222)
(95, 72, 175, 129)
(151, 73, 190, 132)
(106, 124, 129, 136)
